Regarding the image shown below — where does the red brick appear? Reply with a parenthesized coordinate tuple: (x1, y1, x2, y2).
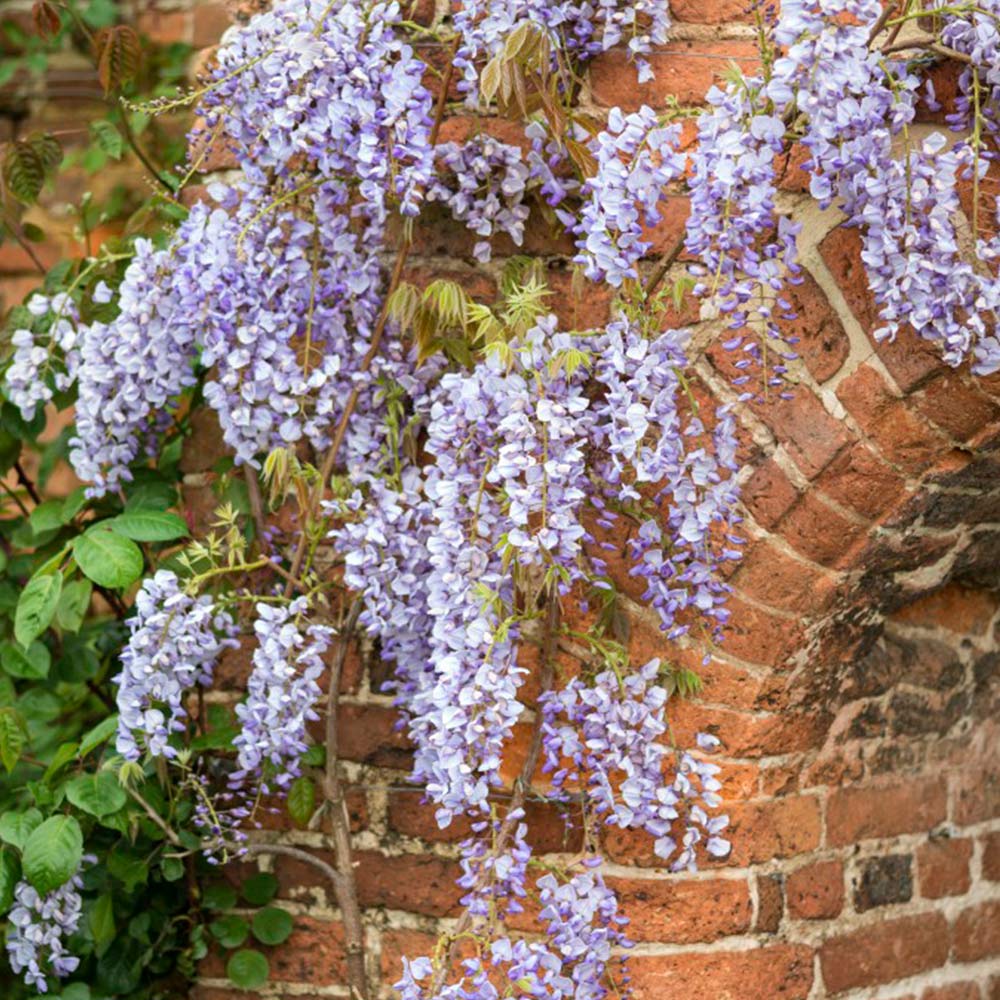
(922, 985, 982, 1000)
(723, 795, 823, 866)
(893, 583, 1000, 635)
(816, 445, 908, 520)
(137, 10, 190, 44)
(733, 540, 837, 614)
(380, 928, 439, 980)
(952, 755, 1000, 825)
(755, 873, 784, 933)
(670, 699, 825, 758)
(826, 777, 948, 846)
(784, 271, 851, 383)
(742, 458, 801, 530)
(916, 370, 1000, 442)
(752, 387, 852, 480)
(387, 793, 582, 853)
(786, 860, 844, 920)
(609, 876, 752, 943)
(721, 596, 806, 666)
(669, 0, 752, 21)
(192, 3, 232, 47)
(627, 944, 814, 1000)
(952, 900, 1000, 963)
(916, 837, 972, 899)
(778, 492, 868, 569)
(983, 831, 1000, 881)
(331, 704, 412, 769)
(820, 913, 950, 994)
(589, 42, 762, 108)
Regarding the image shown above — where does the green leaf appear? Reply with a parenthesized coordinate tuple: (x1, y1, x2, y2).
(65, 771, 127, 817)
(0, 708, 25, 772)
(90, 120, 124, 159)
(210, 914, 249, 948)
(241, 872, 278, 906)
(286, 776, 316, 827)
(0, 847, 19, 910)
(15, 570, 63, 647)
(202, 883, 237, 910)
(3, 141, 45, 204)
(61, 487, 89, 523)
(78, 715, 118, 757)
(0, 808, 42, 849)
(107, 510, 188, 542)
(43, 741, 79, 782)
(54, 579, 92, 633)
(160, 856, 184, 882)
(1, 639, 51, 680)
(23, 815, 83, 894)
(59, 982, 91, 1000)
(251, 907, 293, 946)
(107, 851, 148, 891)
(29, 499, 65, 535)
(90, 892, 116, 953)
(226, 949, 269, 990)
(73, 526, 143, 589)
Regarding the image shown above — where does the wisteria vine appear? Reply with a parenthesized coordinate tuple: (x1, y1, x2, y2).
(2, 0, 999, 996)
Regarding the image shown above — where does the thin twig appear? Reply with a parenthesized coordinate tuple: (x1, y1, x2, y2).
(243, 842, 347, 891)
(13, 461, 41, 504)
(324, 598, 368, 1000)
(643, 234, 686, 300)
(128, 787, 183, 847)
(243, 466, 268, 547)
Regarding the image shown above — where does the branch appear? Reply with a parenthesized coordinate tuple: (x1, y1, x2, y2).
(323, 598, 368, 1000)
(242, 842, 347, 892)
(128, 787, 182, 847)
(644, 234, 686, 300)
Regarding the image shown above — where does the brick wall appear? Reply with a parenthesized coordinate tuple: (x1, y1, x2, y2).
(5, 1, 1000, 997)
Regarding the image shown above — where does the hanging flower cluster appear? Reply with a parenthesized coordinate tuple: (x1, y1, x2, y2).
(3, 0, 999, 994)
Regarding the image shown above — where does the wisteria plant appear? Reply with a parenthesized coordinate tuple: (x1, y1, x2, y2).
(1, 0, 998, 996)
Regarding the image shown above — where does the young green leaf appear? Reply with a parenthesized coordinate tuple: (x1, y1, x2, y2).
(78, 715, 118, 758)
(0, 847, 19, 910)
(90, 120, 125, 160)
(14, 570, 63, 648)
(202, 883, 238, 911)
(1, 639, 51, 680)
(55, 579, 93, 633)
(241, 872, 278, 906)
(73, 526, 143, 589)
(251, 907, 293, 946)
(90, 892, 116, 953)
(0, 708, 25, 772)
(65, 771, 127, 817)
(107, 510, 189, 542)
(210, 914, 249, 949)
(286, 775, 316, 827)
(22, 815, 83, 894)
(226, 949, 269, 990)
(0, 808, 43, 849)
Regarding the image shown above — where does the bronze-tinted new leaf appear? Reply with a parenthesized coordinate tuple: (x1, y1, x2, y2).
(93, 25, 141, 95)
(31, 0, 62, 40)
(3, 142, 46, 204)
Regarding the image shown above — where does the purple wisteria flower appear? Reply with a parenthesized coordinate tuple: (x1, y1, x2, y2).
(6, 859, 93, 993)
(114, 570, 238, 761)
(230, 599, 333, 794)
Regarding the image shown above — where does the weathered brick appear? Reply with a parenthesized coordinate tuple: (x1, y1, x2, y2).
(786, 860, 844, 920)
(952, 900, 1000, 963)
(916, 837, 972, 899)
(755, 873, 784, 933)
(627, 944, 814, 1000)
(853, 854, 913, 912)
(922, 985, 982, 1000)
(779, 491, 868, 569)
(952, 755, 1000, 825)
(741, 458, 801, 530)
(983, 831, 1000, 881)
(893, 582, 1000, 636)
(609, 876, 752, 943)
(722, 795, 823, 866)
(916, 370, 1000, 442)
(589, 42, 762, 108)
(819, 913, 950, 994)
(733, 540, 837, 614)
(784, 271, 851, 383)
(816, 445, 909, 520)
(826, 777, 948, 846)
